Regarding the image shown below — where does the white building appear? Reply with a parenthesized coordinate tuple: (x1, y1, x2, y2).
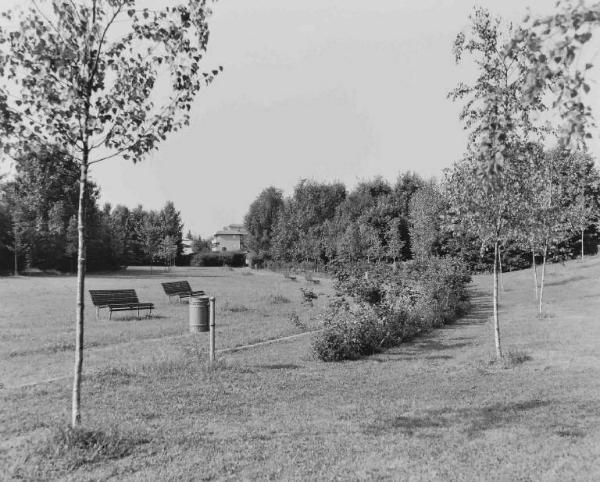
(211, 224, 248, 252)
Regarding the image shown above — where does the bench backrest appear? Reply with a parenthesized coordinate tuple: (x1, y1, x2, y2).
(161, 281, 192, 295)
(89, 289, 139, 306)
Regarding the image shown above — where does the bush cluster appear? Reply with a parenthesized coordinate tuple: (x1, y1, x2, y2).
(190, 251, 246, 267)
(312, 257, 470, 361)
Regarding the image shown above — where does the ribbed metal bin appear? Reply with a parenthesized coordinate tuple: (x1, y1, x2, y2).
(189, 296, 209, 333)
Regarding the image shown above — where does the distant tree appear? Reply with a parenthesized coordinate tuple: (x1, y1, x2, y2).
(158, 201, 184, 259)
(272, 180, 346, 265)
(337, 222, 363, 262)
(137, 212, 162, 274)
(107, 205, 131, 266)
(409, 183, 443, 261)
(244, 186, 284, 259)
(191, 235, 211, 254)
(65, 216, 79, 273)
(385, 217, 405, 265)
(562, 152, 600, 261)
(158, 235, 178, 270)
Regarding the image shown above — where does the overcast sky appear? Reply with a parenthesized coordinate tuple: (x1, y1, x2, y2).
(4, 1, 600, 238)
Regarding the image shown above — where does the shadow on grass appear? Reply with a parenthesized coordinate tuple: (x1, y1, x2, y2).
(366, 288, 492, 362)
(8, 340, 102, 358)
(370, 354, 454, 362)
(104, 314, 167, 322)
(364, 399, 551, 437)
(446, 288, 492, 328)
(544, 275, 586, 287)
(256, 363, 301, 370)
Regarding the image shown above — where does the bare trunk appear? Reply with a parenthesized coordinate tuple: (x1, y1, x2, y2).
(72, 160, 88, 428)
(13, 223, 18, 276)
(498, 244, 504, 292)
(538, 242, 548, 315)
(581, 229, 584, 261)
(493, 239, 502, 358)
(532, 248, 538, 299)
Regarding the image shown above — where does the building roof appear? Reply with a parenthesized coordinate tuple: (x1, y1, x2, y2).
(214, 230, 246, 236)
(213, 224, 248, 237)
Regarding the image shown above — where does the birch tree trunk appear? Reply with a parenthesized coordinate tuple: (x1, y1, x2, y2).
(532, 247, 538, 299)
(538, 241, 548, 315)
(581, 229, 584, 261)
(498, 243, 504, 292)
(72, 158, 88, 427)
(13, 223, 18, 276)
(493, 239, 502, 358)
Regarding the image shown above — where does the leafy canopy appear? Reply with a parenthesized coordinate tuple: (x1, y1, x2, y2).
(0, 0, 220, 164)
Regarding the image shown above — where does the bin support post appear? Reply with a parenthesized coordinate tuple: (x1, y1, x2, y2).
(209, 297, 216, 363)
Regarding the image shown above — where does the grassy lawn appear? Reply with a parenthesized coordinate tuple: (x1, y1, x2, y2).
(2, 259, 600, 480)
(0, 266, 329, 388)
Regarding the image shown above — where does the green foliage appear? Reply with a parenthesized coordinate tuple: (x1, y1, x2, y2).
(0, 0, 220, 163)
(409, 183, 444, 261)
(244, 186, 284, 258)
(262, 173, 425, 267)
(271, 179, 346, 264)
(312, 257, 471, 361)
(510, 1, 600, 150)
(190, 251, 246, 267)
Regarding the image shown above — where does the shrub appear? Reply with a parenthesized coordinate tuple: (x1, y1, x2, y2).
(190, 251, 246, 267)
(312, 257, 471, 361)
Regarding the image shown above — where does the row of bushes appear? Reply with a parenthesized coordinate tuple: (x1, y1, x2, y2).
(190, 251, 246, 267)
(312, 257, 471, 361)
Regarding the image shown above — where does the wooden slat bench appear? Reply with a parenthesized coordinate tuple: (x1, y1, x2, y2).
(161, 281, 205, 302)
(89, 289, 154, 320)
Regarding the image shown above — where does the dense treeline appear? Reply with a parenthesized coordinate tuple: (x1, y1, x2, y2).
(245, 154, 600, 273)
(0, 148, 184, 273)
(245, 173, 424, 268)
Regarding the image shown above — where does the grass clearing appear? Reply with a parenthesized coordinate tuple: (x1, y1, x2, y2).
(2, 258, 600, 479)
(0, 266, 330, 388)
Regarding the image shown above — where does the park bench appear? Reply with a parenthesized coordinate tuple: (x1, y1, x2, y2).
(89, 289, 154, 320)
(161, 280, 205, 302)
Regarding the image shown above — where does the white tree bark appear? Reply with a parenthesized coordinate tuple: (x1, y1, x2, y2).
(72, 159, 88, 427)
(538, 242, 548, 315)
(493, 239, 502, 358)
(532, 247, 538, 299)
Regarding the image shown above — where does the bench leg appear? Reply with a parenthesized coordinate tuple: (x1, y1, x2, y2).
(96, 307, 99, 320)
(109, 309, 112, 320)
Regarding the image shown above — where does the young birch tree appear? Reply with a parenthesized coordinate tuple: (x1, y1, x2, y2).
(0, 0, 220, 427)
(450, 8, 545, 358)
(445, 155, 522, 358)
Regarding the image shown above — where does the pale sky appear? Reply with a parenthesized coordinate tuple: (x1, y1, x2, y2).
(4, 1, 600, 238)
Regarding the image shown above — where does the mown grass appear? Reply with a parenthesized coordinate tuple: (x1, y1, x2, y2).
(1, 258, 600, 480)
(0, 266, 330, 388)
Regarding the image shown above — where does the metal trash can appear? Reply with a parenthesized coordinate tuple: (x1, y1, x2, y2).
(189, 296, 209, 333)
